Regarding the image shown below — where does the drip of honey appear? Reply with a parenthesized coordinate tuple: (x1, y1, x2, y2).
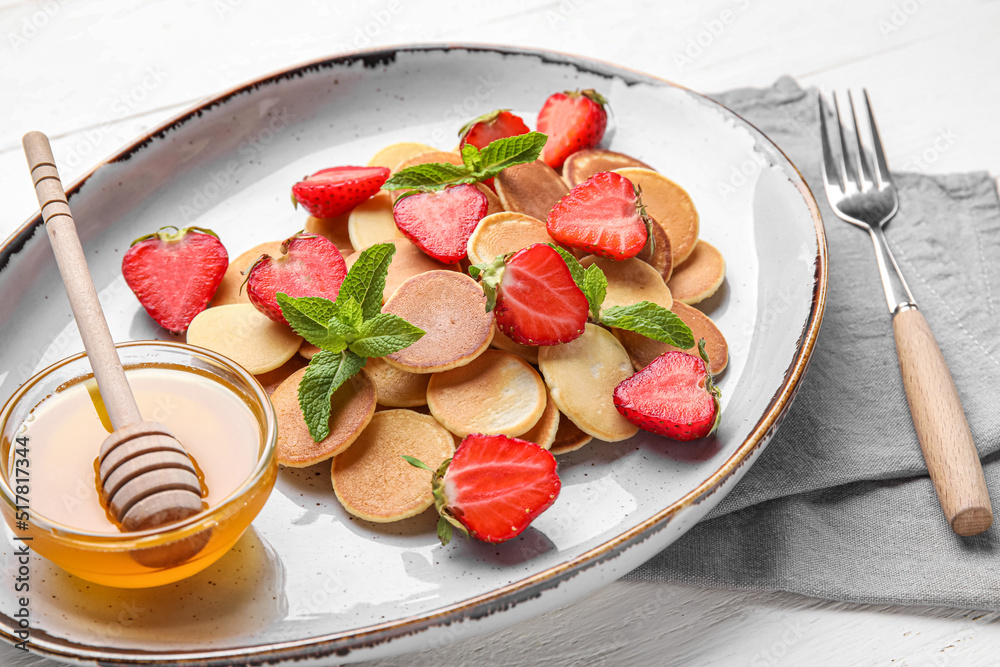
(17, 367, 260, 534)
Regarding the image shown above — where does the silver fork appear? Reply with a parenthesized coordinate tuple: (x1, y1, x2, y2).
(819, 91, 992, 537)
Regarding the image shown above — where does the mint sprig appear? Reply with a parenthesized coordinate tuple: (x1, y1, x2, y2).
(601, 302, 694, 349)
(382, 132, 547, 193)
(277, 243, 425, 441)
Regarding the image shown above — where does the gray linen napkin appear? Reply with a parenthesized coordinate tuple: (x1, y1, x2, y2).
(626, 77, 1000, 611)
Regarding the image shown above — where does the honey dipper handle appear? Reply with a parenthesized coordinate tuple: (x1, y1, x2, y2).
(22, 131, 142, 430)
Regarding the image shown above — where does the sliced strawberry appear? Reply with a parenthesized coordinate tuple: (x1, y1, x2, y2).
(392, 184, 488, 264)
(536, 89, 608, 170)
(491, 243, 589, 346)
(612, 343, 721, 441)
(246, 233, 347, 324)
(407, 434, 561, 545)
(547, 171, 649, 261)
(459, 109, 531, 190)
(291, 166, 390, 219)
(122, 226, 228, 333)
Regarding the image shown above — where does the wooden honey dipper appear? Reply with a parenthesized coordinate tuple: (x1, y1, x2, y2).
(23, 131, 206, 532)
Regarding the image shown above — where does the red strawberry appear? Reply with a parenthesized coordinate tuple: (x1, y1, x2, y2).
(122, 226, 228, 333)
(536, 89, 608, 170)
(491, 243, 589, 346)
(459, 110, 531, 190)
(392, 184, 488, 264)
(246, 233, 347, 324)
(291, 166, 389, 219)
(547, 171, 649, 261)
(612, 342, 721, 441)
(406, 433, 561, 545)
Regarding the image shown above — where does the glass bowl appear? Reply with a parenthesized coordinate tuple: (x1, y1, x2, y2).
(0, 341, 278, 588)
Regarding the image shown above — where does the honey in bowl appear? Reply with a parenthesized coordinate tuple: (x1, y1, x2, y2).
(0, 341, 278, 588)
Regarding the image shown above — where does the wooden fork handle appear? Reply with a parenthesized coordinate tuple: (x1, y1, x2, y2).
(893, 307, 992, 536)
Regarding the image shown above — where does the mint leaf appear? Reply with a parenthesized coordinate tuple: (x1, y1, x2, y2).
(601, 302, 695, 349)
(581, 264, 607, 321)
(476, 132, 547, 178)
(335, 296, 363, 332)
(277, 293, 347, 352)
(338, 242, 396, 320)
(349, 313, 425, 358)
(297, 350, 366, 441)
(460, 143, 482, 172)
(382, 163, 475, 191)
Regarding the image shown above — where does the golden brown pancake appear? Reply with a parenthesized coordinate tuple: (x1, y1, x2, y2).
(494, 160, 570, 224)
(186, 303, 302, 375)
(305, 214, 355, 257)
(426, 350, 547, 438)
(562, 149, 654, 187)
(345, 237, 459, 303)
(213, 241, 284, 306)
(298, 341, 321, 360)
(667, 240, 726, 305)
(367, 142, 436, 170)
(538, 324, 638, 442)
(348, 191, 403, 250)
(636, 215, 673, 281)
(489, 327, 540, 366)
(272, 367, 376, 467)
(580, 256, 672, 310)
(549, 412, 594, 455)
(331, 409, 454, 522)
(365, 356, 430, 408)
(466, 212, 556, 266)
(614, 168, 700, 266)
(254, 354, 309, 395)
(612, 301, 729, 375)
(382, 271, 494, 373)
(394, 150, 463, 172)
(519, 388, 559, 450)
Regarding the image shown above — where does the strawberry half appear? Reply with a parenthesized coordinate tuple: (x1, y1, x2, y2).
(246, 233, 347, 324)
(486, 243, 589, 346)
(536, 89, 608, 170)
(547, 171, 649, 261)
(405, 433, 561, 545)
(291, 166, 390, 219)
(392, 184, 488, 264)
(459, 109, 531, 190)
(612, 342, 721, 441)
(122, 226, 228, 333)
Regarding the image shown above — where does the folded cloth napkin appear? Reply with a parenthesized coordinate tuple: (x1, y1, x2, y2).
(625, 77, 1000, 611)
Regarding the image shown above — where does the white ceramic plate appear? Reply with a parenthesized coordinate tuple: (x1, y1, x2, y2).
(0, 45, 826, 665)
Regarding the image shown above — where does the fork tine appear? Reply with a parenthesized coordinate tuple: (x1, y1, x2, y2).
(833, 92, 860, 190)
(847, 91, 875, 187)
(863, 89, 893, 189)
(818, 95, 843, 192)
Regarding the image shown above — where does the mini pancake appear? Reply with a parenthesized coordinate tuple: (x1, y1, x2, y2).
(273, 367, 376, 467)
(365, 356, 430, 408)
(332, 409, 454, 522)
(348, 191, 403, 250)
(382, 270, 494, 373)
(562, 149, 654, 188)
(635, 215, 673, 281)
(305, 213, 355, 257)
(614, 168, 699, 266)
(466, 211, 556, 266)
(667, 240, 726, 305)
(426, 350, 546, 438)
(538, 323, 639, 442)
(368, 142, 436, 170)
(580, 256, 672, 310)
(186, 303, 302, 375)
(345, 237, 459, 303)
(490, 327, 539, 366)
(213, 241, 284, 306)
(299, 341, 321, 360)
(254, 354, 309, 395)
(613, 301, 729, 374)
(394, 150, 463, 172)
(519, 387, 559, 450)
(549, 413, 594, 455)
(494, 160, 570, 224)
(475, 182, 504, 215)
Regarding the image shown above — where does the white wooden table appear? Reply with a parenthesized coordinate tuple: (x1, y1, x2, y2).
(2, 0, 999, 664)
